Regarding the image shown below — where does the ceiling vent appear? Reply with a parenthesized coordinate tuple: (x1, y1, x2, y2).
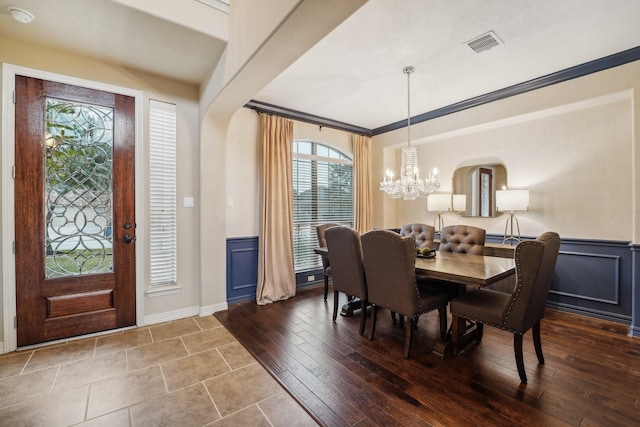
(196, 0, 230, 13)
(466, 31, 503, 53)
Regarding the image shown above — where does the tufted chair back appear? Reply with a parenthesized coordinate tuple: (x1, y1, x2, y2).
(399, 223, 435, 249)
(439, 225, 486, 255)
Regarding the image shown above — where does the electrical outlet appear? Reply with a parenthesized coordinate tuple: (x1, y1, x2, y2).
(307, 275, 315, 282)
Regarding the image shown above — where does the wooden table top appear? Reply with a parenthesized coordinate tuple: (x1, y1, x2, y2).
(315, 246, 515, 287)
(415, 251, 515, 286)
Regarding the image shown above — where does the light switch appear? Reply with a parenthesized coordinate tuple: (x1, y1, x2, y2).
(183, 197, 194, 208)
(227, 198, 234, 208)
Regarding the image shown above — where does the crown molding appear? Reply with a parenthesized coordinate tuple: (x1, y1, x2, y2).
(373, 45, 640, 135)
(244, 100, 372, 136)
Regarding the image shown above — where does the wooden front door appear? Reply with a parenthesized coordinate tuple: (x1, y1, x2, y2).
(14, 76, 136, 347)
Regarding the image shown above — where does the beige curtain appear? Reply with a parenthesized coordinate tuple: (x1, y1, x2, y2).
(256, 114, 296, 305)
(353, 133, 373, 234)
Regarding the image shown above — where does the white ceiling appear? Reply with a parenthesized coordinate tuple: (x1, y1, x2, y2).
(2, 0, 640, 131)
(0, 0, 227, 84)
(255, 0, 640, 130)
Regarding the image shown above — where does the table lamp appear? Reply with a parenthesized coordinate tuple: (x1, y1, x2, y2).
(496, 189, 529, 245)
(427, 193, 451, 237)
(452, 194, 466, 214)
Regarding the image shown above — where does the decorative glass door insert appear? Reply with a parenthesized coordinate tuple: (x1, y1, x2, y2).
(44, 98, 114, 278)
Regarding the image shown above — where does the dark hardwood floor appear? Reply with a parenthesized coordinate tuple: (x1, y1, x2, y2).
(215, 286, 640, 426)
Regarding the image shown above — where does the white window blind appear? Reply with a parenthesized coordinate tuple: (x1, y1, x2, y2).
(293, 141, 353, 272)
(149, 100, 177, 286)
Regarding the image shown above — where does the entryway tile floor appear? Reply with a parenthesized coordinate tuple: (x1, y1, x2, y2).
(0, 316, 318, 426)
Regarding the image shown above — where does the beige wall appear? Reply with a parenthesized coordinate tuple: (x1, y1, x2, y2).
(226, 62, 639, 243)
(372, 61, 640, 243)
(198, 0, 366, 312)
(1, 38, 203, 337)
(225, 109, 354, 239)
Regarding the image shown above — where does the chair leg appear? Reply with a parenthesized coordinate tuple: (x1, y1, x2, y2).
(438, 306, 447, 340)
(359, 298, 367, 336)
(532, 321, 545, 364)
(323, 274, 329, 301)
(332, 291, 339, 322)
(390, 311, 396, 323)
(514, 333, 527, 384)
(369, 305, 377, 340)
(399, 315, 405, 328)
(404, 319, 413, 359)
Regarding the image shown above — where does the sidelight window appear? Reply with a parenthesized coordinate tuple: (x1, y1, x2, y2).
(149, 100, 177, 287)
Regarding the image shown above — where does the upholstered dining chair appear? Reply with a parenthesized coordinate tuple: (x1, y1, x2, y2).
(400, 223, 435, 249)
(439, 224, 486, 254)
(361, 230, 449, 358)
(421, 225, 487, 298)
(450, 231, 561, 383)
(316, 223, 339, 300)
(325, 226, 368, 335)
(401, 223, 436, 288)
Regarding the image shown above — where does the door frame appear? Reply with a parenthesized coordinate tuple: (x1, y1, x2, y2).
(2, 64, 145, 352)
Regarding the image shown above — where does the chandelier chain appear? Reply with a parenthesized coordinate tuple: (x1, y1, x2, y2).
(406, 67, 411, 146)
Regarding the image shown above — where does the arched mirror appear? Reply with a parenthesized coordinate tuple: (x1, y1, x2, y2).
(452, 163, 507, 217)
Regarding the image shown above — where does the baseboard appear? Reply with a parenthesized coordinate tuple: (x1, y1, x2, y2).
(199, 302, 229, 316)
(143, 306, 200, 326)
(143, 303, 229, 326)
(546, 301, 631, 324)
(629, 324, 640, 338)
(545, 307, 631, 336)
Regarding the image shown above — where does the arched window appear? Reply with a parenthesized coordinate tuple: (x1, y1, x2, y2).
(293, 141, 353, 272)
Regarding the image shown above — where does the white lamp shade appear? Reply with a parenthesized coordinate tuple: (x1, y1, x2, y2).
(496, 189, 530, 212)
(452, 194, 466, 212)
(427, 193, 451, 212)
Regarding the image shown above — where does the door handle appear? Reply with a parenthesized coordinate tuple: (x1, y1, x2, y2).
(123, 234, 136, 244)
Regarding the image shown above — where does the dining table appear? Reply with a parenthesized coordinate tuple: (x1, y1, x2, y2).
(416, 251, 516, 357)
(316, 246, 516, 357)
(415, 251, 515, 287)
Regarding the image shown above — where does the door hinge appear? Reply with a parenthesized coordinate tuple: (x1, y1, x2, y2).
(14, 316, 17, 329)
(12, 91, 16, 104)
(12, 241, 15, 254)
(12, 165, 16, 179)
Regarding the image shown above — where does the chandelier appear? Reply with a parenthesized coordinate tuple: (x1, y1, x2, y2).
(380, 66, 439, 200)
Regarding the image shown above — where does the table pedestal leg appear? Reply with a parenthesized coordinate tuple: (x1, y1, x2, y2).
(340, 297, 369, 316)
(434, 317, 481, 358)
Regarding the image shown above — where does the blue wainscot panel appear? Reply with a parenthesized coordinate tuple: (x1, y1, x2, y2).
(543, 238, 631, 324)
(487, 235, 632, 325)
(226, 237, 259, 304)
